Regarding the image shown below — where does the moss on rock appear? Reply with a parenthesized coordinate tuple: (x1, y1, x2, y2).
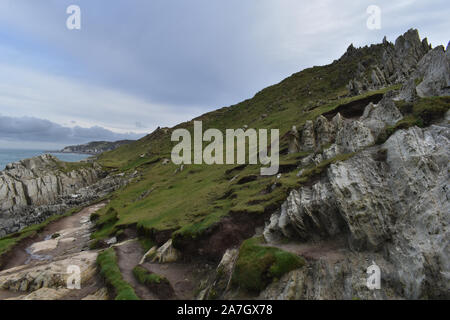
(231, 237, 305, 293)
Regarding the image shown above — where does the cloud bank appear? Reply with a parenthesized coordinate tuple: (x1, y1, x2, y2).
(0, 115, 144, 146)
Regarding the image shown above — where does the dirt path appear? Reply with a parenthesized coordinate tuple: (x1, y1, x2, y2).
(1, 202, 209, 301)
(141, 257, 213, 300)
(0, 202, 107, 300)
(59, 273, 104, 300)
(114, 240, 158, 300)
(264, 237, 348, 264)
(2, 203, 105, 271)
(141, 262, 200, 300)
(114, 239, 210, 300)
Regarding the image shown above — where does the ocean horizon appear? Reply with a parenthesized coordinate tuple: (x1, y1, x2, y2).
(0, 148, 90, 171)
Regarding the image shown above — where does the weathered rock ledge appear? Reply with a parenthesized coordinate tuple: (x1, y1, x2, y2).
(0, 154, 131, 237)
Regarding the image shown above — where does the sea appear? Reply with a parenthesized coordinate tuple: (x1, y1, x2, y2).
(0, 149, 90, 171)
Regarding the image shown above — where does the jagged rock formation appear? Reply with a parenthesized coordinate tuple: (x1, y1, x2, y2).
(0, 155, 100, 213)
(407, 45, 450, 99)
(0, 155, 131, 237)
(347, 29, 432, 96)
(292, 94, 402, 166)
(261, 122, 449, 299)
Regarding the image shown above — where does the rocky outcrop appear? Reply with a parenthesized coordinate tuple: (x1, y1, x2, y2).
(198, 248, 239, 299)
(0, 250, 98, 293)
(263, 119, 449, 299)
(0, 154, 101, 212)
(349, 29, 448, 100)
(287, 126, 301, 154)
(151, 239, 181, 263)
(0, 154, 131, 237)
(347, 29, 432, 95)
(296, 94, 402, 163)
(413, 45, 449, 98)
(260, 252, 401, 300)
(261, 50, 450, 298)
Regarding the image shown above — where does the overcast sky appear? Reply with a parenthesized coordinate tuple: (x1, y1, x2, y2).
(0, 0, 449, 149)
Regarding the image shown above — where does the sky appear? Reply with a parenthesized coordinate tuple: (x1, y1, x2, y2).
(0, 0, 449, 149)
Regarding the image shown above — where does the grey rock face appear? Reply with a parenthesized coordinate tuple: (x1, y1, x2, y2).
(198, 248, 239, 299)
(347, 29, 432, 95)
(415, 45, 450, 97)
(297, 95, 402, 166)
(0, 155, 100, 213)
(393, 29, 430, 80)
(263, 123, 450, 299)
(300, 121, 316, 151)
(0, 155, 129, 237)
(396, 43, 449, 101)
(260, 252, 401, 300)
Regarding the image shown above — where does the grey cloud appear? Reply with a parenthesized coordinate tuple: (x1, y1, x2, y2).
(0, 0, 448, 139)
(0, 115, 144, 144)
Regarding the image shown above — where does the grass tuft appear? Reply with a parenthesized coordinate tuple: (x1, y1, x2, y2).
(96, 248, 140, 300)
(133, 265, 167, 285)
(231, 237, 305, 292)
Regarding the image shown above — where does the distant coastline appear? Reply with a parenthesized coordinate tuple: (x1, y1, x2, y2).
(0, 149, 90, 170)
(51, 140, 135, 156)
(44, 150, 97, 155)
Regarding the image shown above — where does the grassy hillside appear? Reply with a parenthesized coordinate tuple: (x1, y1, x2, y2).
(92, 43, 402, 258)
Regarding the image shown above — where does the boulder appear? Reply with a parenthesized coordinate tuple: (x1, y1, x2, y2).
(416, 45, 450, 97)
(151, 239, 180, 263)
